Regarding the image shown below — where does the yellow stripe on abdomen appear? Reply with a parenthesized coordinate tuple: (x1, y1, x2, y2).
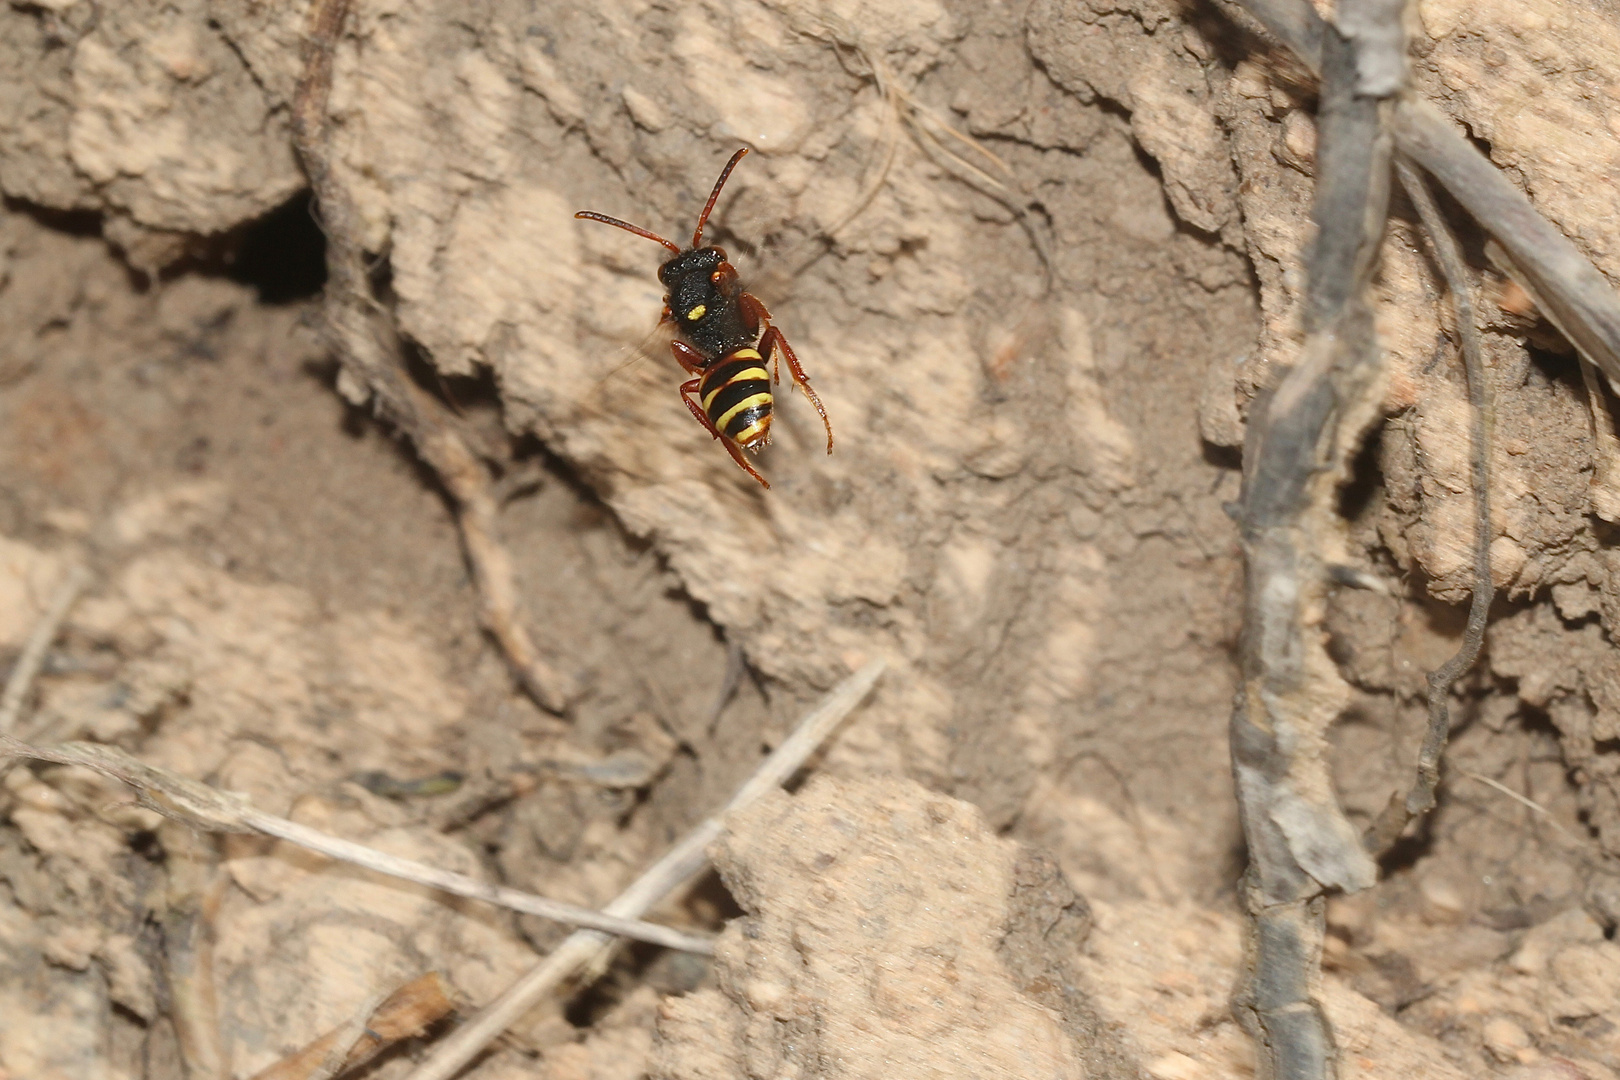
(701, 367, 770, 411)
(731, 414, 772, 446)
(714, 392, 773, 432)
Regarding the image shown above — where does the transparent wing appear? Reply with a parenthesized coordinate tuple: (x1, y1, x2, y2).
(592, 312, 675, 390)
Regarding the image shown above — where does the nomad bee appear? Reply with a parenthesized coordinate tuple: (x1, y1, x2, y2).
(575, 148, 832, 489)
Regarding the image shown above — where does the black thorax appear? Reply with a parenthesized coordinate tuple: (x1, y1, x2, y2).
(659, 247, 756, 360)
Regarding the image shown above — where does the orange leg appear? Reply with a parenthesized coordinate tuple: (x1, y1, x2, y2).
(739, 293, 833, 453)
(680, 377, 770, 489)
(671, 340, 706, 375)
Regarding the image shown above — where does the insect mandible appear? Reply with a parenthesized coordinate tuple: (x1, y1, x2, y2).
(575, 148, 833, 489)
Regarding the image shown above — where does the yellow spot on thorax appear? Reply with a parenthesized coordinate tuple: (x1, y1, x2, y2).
(686, 304, 707, 321)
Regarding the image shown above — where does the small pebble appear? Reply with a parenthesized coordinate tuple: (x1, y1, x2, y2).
(1481, 1015, 1534, 1063)
(1418, 870, 1469, 924)
(1145, 1051, 1204, 1080)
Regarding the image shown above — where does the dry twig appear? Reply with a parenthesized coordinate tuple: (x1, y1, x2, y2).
(1214, 0, 1620, 1074)
(1223, 0, 1620, 385)
(249, 972, 453, 1080)
(402, 658, 887, 1080)
(0, 732, 714, 953)
(290, 0, 575, 714)
(1227, 6, 1396, 1078)
(0, 563, 90, 735)
(1363, 161, 1495, 853)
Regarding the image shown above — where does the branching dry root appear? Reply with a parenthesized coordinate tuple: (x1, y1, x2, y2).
(1223, 0, 1620, 1076)
(1228, 10, 1392, 1076)
(290, 0, 576, 714)
(1363, 159, 1494, 852)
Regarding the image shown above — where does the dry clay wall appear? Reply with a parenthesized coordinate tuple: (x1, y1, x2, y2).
(4, 0, 1620, 1078)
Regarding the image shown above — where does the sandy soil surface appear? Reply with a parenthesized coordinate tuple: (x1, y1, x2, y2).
(3, 0, 1620, 1077)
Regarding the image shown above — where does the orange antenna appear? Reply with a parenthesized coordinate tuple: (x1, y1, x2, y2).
(692, 148, 749, 249)
(572, 211, 682, 256)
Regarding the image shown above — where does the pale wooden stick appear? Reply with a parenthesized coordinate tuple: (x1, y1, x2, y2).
(0, 564, 90, 734)
(241, 808, 715, 954)
(401, 658, 887, 1080)
(0, 734, 712, 953)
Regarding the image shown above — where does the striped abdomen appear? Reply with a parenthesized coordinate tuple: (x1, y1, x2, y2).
(699, 348, 773, 448)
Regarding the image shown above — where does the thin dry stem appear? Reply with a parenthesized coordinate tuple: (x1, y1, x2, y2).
(244, 804, 713, 953)
(0, 732, 712, 952)
(906, 102, 1015, 192)
(402, 658, 887, 1080)
(1461, 773, 1620, 878)
(1363, 160, 1494, 850)
(816, 65, 901, 244)
(413, 421, 578, 711)
(797, 20, 1053, 289)
(0, 564, 90, 735)
(1461, 771, 1579, 841)
(1364, 161, 1496, 852)
(895, 87, 1055, 288)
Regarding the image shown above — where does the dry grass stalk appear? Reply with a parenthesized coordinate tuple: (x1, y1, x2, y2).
(0, 563, 90, 735)
(402, 658, 887, 1080)
(0, 733, 715, 952)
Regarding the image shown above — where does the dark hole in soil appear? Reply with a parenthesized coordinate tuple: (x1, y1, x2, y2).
(1338, 421, 1384, 523)
(223, 189, 327, 304)
(563, 870, 742, 1027)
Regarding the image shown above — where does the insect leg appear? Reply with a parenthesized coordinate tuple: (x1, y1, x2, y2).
(717, 438, 770, 489)
(739, 292, 831, 441)
(755, 321, 833, 454)
(738, 290, 768, 333)
(680, 378, 721, 437)
(671, 340, 707, 375)
(680, 377, 770, 488)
